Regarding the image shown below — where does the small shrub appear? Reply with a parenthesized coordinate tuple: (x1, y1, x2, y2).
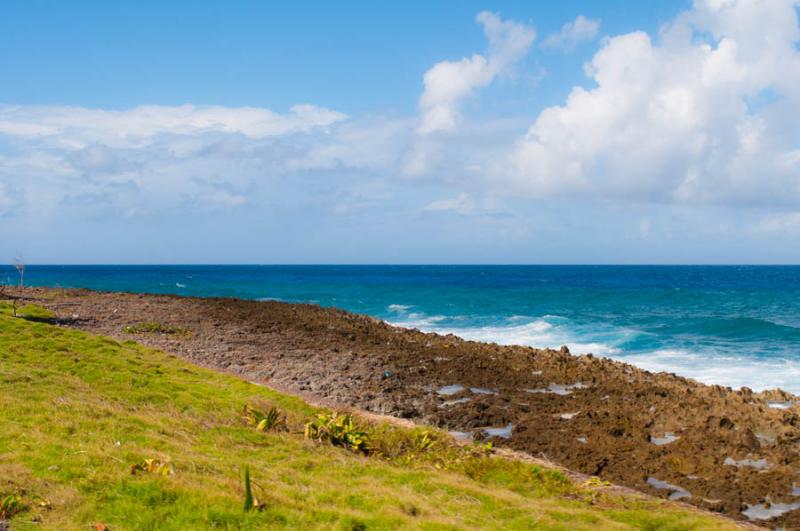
(242, 404, 284, 432)
(304, 412, 368, 453)
(130, 458, 174, 476)
(0, 493, 24, 519)
(122, 322, 188, 336)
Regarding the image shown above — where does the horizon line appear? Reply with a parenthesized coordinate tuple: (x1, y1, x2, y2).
(5, 263, 800, 268)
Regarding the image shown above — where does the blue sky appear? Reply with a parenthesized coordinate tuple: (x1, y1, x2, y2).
(2, 0, 800, 264)
(1, 1, 683, 111)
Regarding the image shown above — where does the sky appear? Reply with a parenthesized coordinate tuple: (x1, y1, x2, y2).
(2, 0, 800, 264)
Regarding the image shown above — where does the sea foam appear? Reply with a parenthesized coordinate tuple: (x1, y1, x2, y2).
(388, 311, 800, 394)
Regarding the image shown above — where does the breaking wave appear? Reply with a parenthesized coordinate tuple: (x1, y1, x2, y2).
(384, 305, 800, 394)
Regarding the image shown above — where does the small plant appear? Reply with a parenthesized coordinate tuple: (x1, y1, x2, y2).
(13, 255, 25, 288)
(242, 404, 283, 432)
(122, 322, 188, 336)
(304, 412, 368, 453)
(581, 476, 611, 489)
(580, 476, 612, 504)
(242, 467, 266, 512)
(130, 458, 174, 476)
(243, 466, 253, 512)
(0, 493, 23, 519)
(414, 431, 435, 452)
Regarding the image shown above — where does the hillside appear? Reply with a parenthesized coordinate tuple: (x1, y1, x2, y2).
(0, 302, 742, 530)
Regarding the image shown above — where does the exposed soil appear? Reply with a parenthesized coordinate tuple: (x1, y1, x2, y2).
(14, 287, 800, 528)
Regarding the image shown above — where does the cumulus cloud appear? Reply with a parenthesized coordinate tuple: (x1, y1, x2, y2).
(502, 0, 800, 206)
(542, 15, 601, 51)
(417, 11, 535, 135)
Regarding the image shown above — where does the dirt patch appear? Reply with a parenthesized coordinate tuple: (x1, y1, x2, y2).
(17, 287, 800, 528)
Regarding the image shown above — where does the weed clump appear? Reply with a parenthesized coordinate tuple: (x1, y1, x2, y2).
(242, 404, 284, 432)
(0, 493, 24, 519)
(130, 458, 174, 476)
(122, 322, 188, 336)
(304, 412, 368, 453)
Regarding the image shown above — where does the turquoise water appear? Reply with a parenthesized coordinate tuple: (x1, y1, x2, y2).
(7, 265, 800, 393)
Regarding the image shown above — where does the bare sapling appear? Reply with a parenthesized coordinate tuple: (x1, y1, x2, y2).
(13, 255, 25, 288)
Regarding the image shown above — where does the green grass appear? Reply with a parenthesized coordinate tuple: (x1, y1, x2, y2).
(122, 322, 189, 336)
(0, 301, 54, 321)
(0, 305, 740, 530)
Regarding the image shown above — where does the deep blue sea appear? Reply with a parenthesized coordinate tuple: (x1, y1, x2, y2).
(6, 265, 800, 393)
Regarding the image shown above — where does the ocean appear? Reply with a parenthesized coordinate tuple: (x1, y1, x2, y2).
(6, 264, 800, 394)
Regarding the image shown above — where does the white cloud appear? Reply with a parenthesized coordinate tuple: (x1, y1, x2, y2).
(4, 1, 800, 243)
(417, 11, 535, 135)
(0, 104, 347, 148)
(192, 189, 247, 208)
(0, 103, 355, 218)
(422, 192, 519, 222)
(424, 192, 474, 214)
(757, 211, 800, 233)
(502, 0, 800, 207)
(285, 117, 413, 171)
(542, 15, 601, 51)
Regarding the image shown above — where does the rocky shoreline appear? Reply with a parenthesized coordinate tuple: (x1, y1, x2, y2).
(15, 287, 800, 528)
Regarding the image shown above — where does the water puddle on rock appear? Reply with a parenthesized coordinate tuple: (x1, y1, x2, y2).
(437, 384, 465, 396)
(724, 457, 770, 470)
(440, 397, 472, 407)
(525, 382, 587, 396)
(767, 401, 795, 410)
(470, 387, 496, 395)
(646, 477, 691, 500)
(483, 423, 513, 439)
(449, 431, 473, 442)
(650, 432, 680, 446)
(742, 499, 800, 521)
(755, 432, 776, 445)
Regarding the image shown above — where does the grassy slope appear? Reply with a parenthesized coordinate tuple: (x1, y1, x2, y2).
(0, 305, 740, 530)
